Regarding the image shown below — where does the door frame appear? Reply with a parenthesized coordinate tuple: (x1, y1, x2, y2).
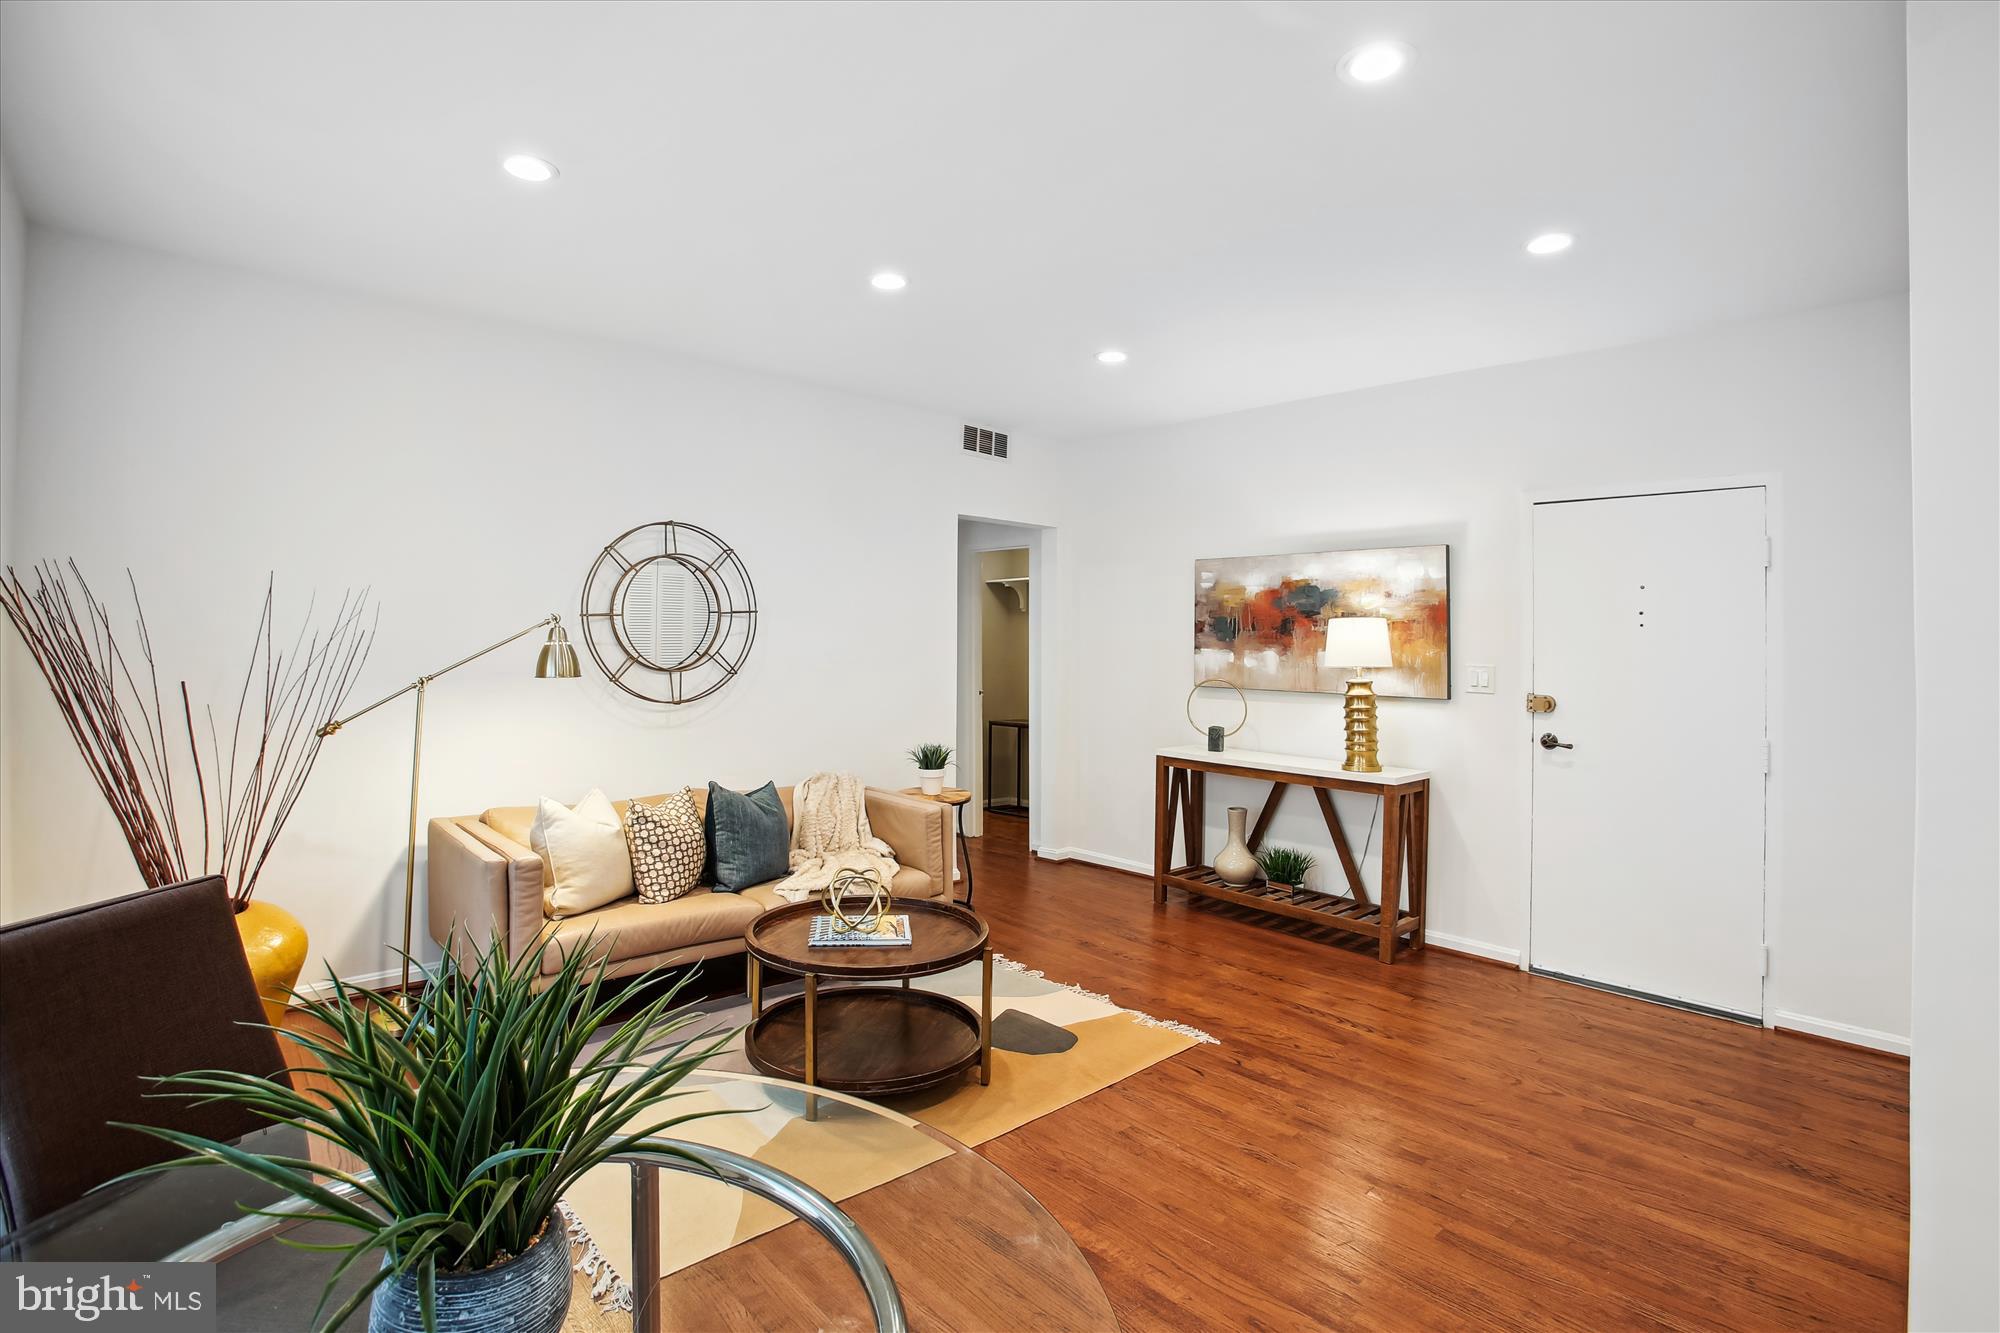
(1515, 471, 1785, 1030)
(956, 517, 1054, 848)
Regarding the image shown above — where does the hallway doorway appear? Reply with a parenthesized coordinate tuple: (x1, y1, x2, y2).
(957, 517, 1048, 845)
(979, 547, 1031, 820)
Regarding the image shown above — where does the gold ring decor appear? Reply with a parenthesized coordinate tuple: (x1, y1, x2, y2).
(824, 868, 892, 934)
(1186, 678, 1249, 738)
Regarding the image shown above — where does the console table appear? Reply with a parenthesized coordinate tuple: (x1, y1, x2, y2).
(1154, 745, 1431, 962)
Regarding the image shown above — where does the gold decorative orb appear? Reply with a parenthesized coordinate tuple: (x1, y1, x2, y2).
(823, 869, 892, 934)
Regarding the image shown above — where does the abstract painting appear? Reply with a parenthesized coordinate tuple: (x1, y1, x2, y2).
(1194, 545, 1450, 699)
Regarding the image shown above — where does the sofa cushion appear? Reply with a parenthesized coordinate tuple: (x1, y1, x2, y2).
(538, 890, 763, 975)
(707, 781, 789, 891)
(738, 863, 938, 913)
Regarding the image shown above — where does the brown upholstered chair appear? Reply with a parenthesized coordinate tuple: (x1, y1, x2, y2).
(0, 875, 290, 1231)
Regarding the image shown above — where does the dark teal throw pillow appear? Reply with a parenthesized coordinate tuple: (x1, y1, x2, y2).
(706, 781, 789, 892)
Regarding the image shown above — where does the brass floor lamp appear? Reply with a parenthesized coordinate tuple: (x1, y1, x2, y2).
(318, 614, 581, 996)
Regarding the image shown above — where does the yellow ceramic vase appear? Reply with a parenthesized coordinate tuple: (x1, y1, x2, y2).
(234, 899, 308, 1028)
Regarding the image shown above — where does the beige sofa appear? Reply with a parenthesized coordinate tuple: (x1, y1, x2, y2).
(426, 784, 954, 986)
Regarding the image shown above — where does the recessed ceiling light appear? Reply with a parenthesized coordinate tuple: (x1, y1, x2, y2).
(502, 155, 558, 183)
(870, 271, 908, 292)
(1097, 349, 1129, 365)
(1338, 41, 1412, 86)
(1526, 232, 1575, 256)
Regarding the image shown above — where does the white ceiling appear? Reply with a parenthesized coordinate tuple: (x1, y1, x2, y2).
(0, 0, 1908, 437)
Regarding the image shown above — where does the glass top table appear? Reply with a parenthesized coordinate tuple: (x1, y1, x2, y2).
(1, 1070, 1116, 1332)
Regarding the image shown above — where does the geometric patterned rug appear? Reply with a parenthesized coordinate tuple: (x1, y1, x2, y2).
(560, 953, 1216, 1308)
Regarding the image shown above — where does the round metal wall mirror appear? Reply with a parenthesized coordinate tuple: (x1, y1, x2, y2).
(581, 521, 757, 704)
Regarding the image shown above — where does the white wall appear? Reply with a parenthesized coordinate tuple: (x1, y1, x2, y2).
(0, 160, 25, 889)
(0, 229, 1064, 984)
(1052, 297, 1915, 1047)
(0, 160, 21, 548)
(1906, 3, 2000, 1327)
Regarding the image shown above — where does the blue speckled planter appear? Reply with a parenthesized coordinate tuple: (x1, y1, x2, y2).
(367, 1212, 571, 1333)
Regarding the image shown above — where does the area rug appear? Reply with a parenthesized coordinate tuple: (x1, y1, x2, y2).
(559, 953, 1215, 1308)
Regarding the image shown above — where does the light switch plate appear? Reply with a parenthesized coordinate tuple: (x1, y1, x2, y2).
(1466, 664, 1495, 694)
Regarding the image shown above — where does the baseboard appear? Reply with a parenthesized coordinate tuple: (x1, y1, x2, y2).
(1033, 846, 1153, 877)
(1424, 932, 1522, 967)
(291, 965, 407, 1002)
(1773, 1011, 1910, 1058)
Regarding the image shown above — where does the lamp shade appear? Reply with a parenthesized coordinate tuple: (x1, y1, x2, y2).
(1321, 616, 1393, 670)
(535, 625, 582, 679)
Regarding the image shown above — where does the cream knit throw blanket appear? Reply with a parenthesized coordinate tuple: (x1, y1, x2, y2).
(774, 771, 901, 904)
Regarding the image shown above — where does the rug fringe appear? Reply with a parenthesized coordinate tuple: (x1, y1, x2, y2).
(991, 953, 1219, 1045)
(558, 1200, 633, 1313)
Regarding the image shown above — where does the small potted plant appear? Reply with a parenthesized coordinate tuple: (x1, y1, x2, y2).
(907, 742, 954, 796)
(121, 933, 734, 1333)
(1256, 845, 1318, 900)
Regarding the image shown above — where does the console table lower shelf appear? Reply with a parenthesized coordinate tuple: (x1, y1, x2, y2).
(1158, 865, 1422, 943)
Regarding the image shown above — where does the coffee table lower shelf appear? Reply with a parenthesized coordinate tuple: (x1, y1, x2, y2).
(1164, 864, 1422, 947)
(744, 988, 984, 1101)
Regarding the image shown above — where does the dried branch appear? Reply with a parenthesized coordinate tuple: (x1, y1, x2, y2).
(0, 562, 375, 906)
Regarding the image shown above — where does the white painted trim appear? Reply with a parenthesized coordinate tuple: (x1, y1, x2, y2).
(1035, 845, 1153, 876)
(1774, 1010, 1911, 1058)
(1425, 931, 1522, 966)
(292, 965, 406, 1001)
(1518, 471, 1786, 1034)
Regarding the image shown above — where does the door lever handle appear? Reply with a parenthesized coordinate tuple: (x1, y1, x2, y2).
(1538, 733, 1574, 751)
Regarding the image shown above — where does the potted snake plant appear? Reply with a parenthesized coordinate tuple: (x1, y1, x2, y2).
(120, 933, 735, 1333)
(907, 741, 954, 796)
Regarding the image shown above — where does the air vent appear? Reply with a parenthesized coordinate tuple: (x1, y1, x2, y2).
(962, 424, 1009, 459)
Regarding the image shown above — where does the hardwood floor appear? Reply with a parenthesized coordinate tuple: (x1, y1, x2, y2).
(963, 813, 1908, 1331)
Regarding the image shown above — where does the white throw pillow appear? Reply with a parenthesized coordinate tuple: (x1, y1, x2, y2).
(533, 788, 635, 918)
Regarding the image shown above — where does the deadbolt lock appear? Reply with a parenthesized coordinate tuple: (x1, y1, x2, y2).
(1525, 693, 1557, 714)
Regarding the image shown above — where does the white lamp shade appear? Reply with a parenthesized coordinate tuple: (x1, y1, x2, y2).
(1321, 616, 1394, 669)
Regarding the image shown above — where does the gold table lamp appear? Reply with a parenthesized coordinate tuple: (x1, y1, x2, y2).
(318, 615, 581, 997)
(1321, 617, 1394, 773)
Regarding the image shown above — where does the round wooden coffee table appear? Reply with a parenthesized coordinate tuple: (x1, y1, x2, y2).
(742, 899, 992, 1120)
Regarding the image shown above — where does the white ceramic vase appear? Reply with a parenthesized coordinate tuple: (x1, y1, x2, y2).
(1213, 806, 1258, 886)
(918, 769, 945, 796)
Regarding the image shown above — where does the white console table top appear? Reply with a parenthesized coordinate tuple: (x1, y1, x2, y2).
(1156, 744, 1430, 786)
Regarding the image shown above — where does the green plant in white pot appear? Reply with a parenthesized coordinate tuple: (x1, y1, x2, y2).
(907, 742, 954, 796)
(1256, 845, 1318, 899)
(120, 933, 733, 1333)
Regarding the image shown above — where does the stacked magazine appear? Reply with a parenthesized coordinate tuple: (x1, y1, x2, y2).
(808, 914, 913, 948)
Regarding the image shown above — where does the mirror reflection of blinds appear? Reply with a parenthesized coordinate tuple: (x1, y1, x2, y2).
(625, 562, 708, 666)
(962, 425, 1008, 458)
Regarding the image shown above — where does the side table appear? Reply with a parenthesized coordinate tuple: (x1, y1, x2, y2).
(743, 899, 993, 1121)
(901, 786, 974, 907)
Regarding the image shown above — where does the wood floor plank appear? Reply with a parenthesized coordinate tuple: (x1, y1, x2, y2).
(963, 815, 1908, 1331)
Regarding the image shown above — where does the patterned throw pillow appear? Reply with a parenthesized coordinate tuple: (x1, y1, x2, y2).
(625, 789, 705, 904)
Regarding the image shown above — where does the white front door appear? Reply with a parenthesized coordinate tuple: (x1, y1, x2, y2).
(1529, 487, 1768, 1018)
